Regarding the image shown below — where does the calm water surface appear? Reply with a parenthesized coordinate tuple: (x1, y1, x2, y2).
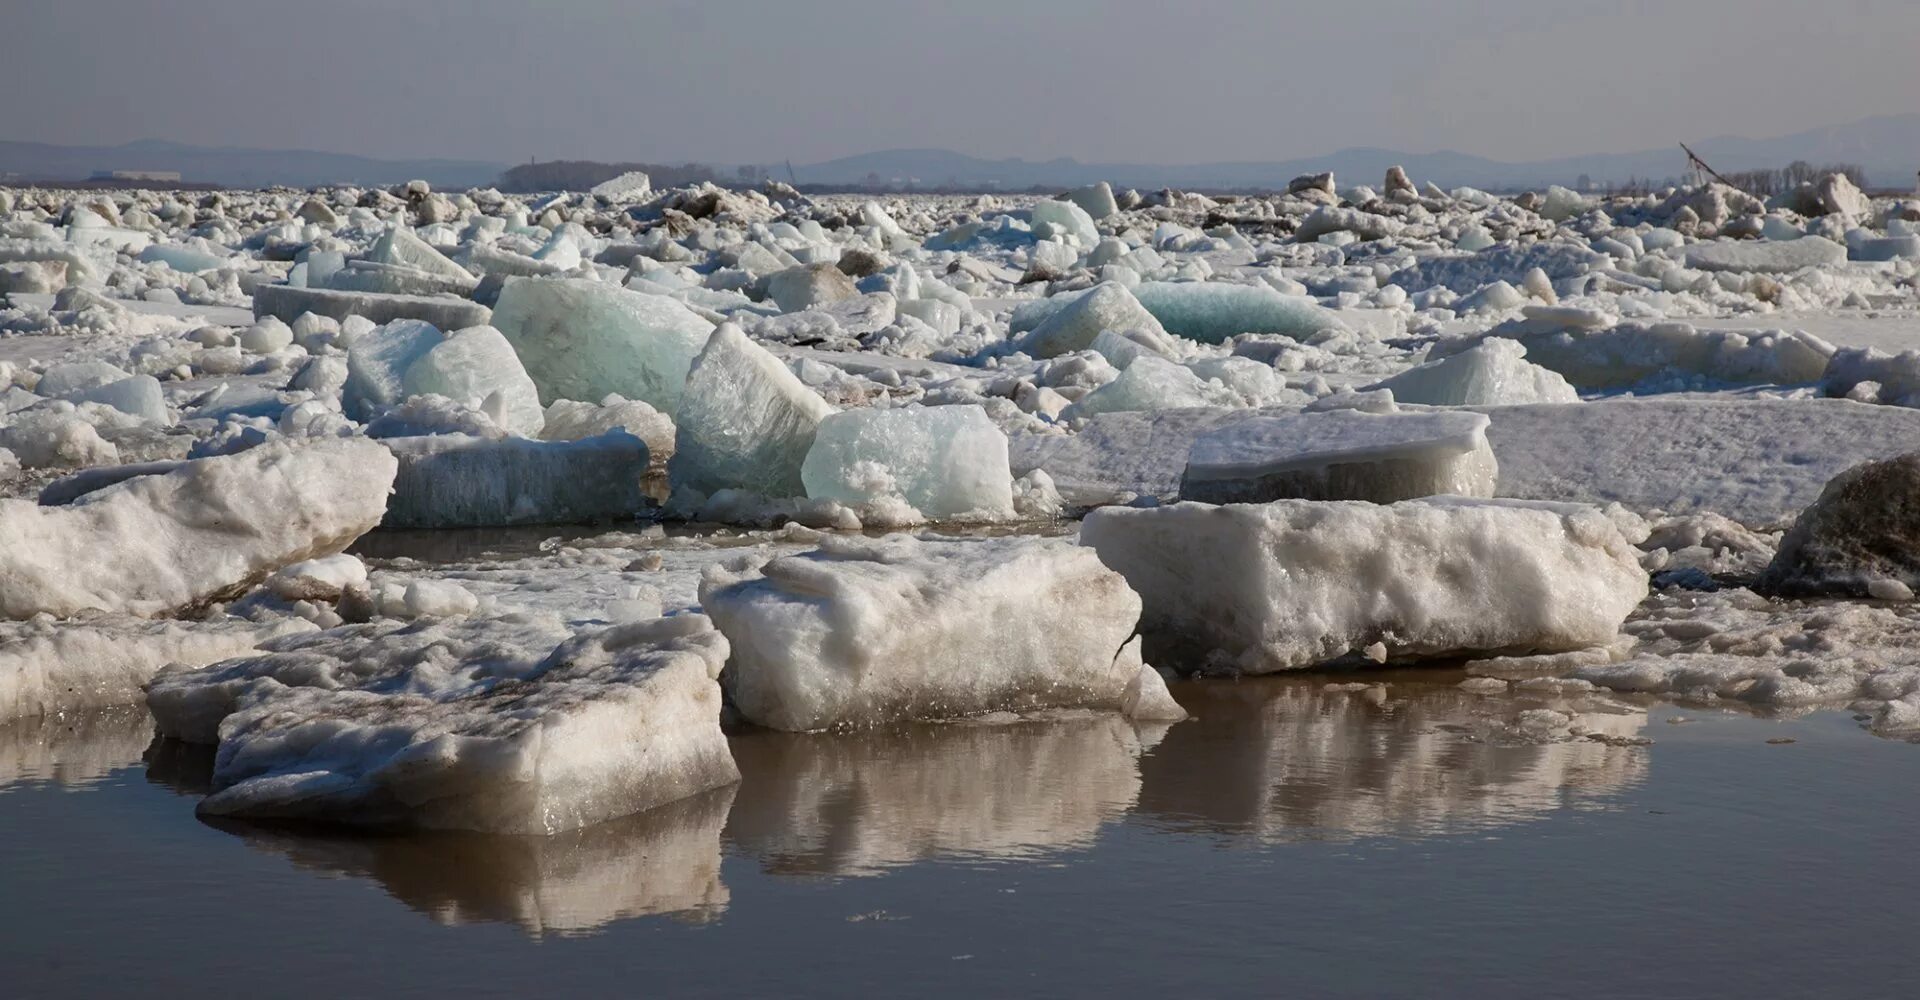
(2, 671, 1913, 999)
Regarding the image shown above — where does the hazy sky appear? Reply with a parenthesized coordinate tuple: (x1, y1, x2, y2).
(9, 0, 1918, 166)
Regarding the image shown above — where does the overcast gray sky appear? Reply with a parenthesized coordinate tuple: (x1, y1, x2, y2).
(9, 0, 1917, 166)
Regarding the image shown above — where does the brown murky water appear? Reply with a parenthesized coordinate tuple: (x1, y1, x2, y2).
(2, 672, 1915, 998)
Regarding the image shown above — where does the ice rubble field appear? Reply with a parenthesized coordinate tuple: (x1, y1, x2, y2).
(4, 167, 1920, 833)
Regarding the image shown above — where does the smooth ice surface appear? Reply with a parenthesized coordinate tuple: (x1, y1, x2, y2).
(1367, 339, 1579, 406)
(700, 535, 1159, 731)
(490, 277, 715, 413)
(1016, 282, 1167, 359)
(1456, 322, 1834, 390)
(154, 614, 737, 834)
(0, 438, 395, 619)
(254, 284, 492, 330)
(1018, 399, 1920, 524)
(1482, 398, 1920, 526)
(1131, 282, 1346, 343)
(1181, 409, 1498, 504)
(670, 323, 834, 498)
(800, 405, 1014, 519)
(1082, 498, 1648, 673)
(382, 431, 648, 528)
(1, 616, 311, 721)
(399, 325, 546, 437)
(1684, 237, 1848, 273)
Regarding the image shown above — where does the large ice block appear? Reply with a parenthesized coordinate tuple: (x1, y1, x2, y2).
(154, 614, 738, 834)
(345, 319, 445, 419)
(1016, 282, 1168, 359)
(1081, 498, 1648, 673)
(253, 284, 492, 330)
(1130, 281, 1346, 343)
(381, 431, 649, 528)
(700, 535, 1173, 731)
(669, 323, 834, 498)
(399, 325, 546, 437)
(1180, 410, 1498, 504)
(490, 277, 715, 413)
(800, 405, 1014, 519)
(0, 438, 396, 620)
(1366, 339, 1579, 406)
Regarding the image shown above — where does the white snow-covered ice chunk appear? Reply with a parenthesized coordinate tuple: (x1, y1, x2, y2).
(369, 225, 477, 289)
(1821, 347, 1920, 406)
(65, 375, 170, 424)
(1482, 397, 1920, 526)
(491, 277, 715, 413)
(541, 395, 674, 451)
(1537, 185, 1591, 222)
(1090, 328, 1176, 369)
(1063, 355, 1214, 418)
(590, 170, 653, 203)
(1683, 236, 1848, 273)
(264, 553, 368, 603)
(801, 405, 1015, 519)
(399, 325, 545, 437)
(381, 431, 649, 528)
(669, 323, 834, 498)
(1131, 281, 1346, 344)
(1180, 410, 1497, 504)
(137, 243, 230, 274)
(1366, 339, 1579, 406)
(700, 535, 1162, 730)
(0, 438, 395, 619)
(36, 361, 131, 397)
(169, 614, 738, 834)
(1015, 282, 1168, 359)
(0, 410, 119, 469)
(1029, 199, 1099, 244)
(1082, 498, 1648, 673)
(1, 616, 313, 721)
(344, 319, 445, 419)
(765, 264, 858, 313)
(254, 284, 492, 331)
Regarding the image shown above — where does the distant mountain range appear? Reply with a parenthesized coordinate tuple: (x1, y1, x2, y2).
(4, 114, 1917, 193)
(786, 115, 1920, 193)
(0, 138, 504, 189)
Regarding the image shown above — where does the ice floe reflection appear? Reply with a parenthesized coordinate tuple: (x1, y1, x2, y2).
(1140, 673, 1650, 841)
(113, 673, 1652, 936)
(0, 707, 154, 792)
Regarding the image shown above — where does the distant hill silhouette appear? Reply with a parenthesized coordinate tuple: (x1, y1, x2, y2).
(4, 114, 1915, 193)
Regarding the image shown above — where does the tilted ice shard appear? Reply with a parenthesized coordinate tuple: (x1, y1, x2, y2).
(700, 534, 1171, 731)
(801, 405, 1014, 519)
(1180, 409, 1499, 504)
(1081, 498, 1648, 674)
(490, 276, 715, 413)
(344, 319, 444, 419)
(0, 437, 396, 620)
(669, 322, 835, 498)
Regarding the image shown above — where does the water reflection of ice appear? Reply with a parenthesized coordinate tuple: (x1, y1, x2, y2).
(1138, 674, 1651, 841)
(201, 786, 735, 938)
(725, 713, 1150, 876)
(0, 707, 154, 791)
